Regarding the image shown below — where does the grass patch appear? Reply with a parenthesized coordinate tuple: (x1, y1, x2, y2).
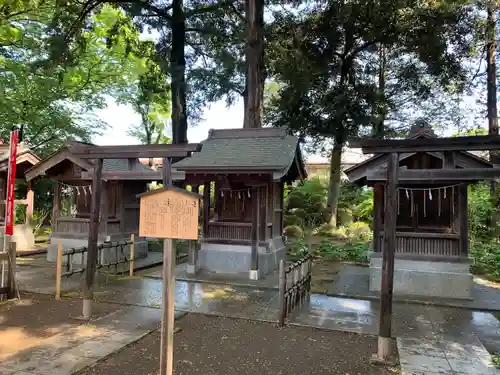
(492, 353, 500, 369)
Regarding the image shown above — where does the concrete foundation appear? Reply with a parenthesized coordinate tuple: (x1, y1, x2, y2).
(0, 224, 35, 251)
(47, 235, 148, 266)
(369, 256, 473, 299)
(198, 237, 286, 278)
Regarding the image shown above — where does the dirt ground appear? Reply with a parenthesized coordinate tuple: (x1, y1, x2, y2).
(0, 292, 122, 360)
(80, 314, 400, 375)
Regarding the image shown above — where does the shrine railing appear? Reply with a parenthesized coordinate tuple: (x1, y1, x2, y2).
(54, 234, 143, 299)
(205, 221, 252, 242)
(377, 231, 460, 258)
(278, 253, 313, 326)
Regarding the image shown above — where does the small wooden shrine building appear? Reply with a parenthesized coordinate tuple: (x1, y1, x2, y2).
(173, 127, 307, 279)
(0, 142, 40, 250)
(25, 141, 185, 263)
(345, 123, 494, 299)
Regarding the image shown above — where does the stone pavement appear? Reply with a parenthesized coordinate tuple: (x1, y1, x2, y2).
(398, 335, 500, 374)
(291, 294, 500, 374)
(143, 262, 280, 290)
(1, 305, 184, 375)
(15, 252, 163, 295)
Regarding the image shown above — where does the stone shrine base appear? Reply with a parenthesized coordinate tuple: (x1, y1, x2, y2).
(369, 255, 473, 300)
(197, 237, 286, 279)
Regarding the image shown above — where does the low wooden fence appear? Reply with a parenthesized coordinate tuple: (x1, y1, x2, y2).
(55, 234, 141, 299)
(0, 242, 17, 300)
(278, 253, 313, 326)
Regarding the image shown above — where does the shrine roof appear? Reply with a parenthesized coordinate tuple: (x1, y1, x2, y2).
(173, 127, 307, 180)
(345, 124, 493, 186)
(25, 141, 184, 181)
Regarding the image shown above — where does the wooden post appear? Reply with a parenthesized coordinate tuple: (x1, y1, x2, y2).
(82, 158, 103, 320)
(250, 186, 260, 280)
(55, 240, 63, 300)
(187, 240, 197, 275)
(278, 259, 286, 326)
(372, 184, 383, 253)
(100, 182, 109, 236)
(458, 183, 468, 256)
(129, 233, 135, 277)
(159, 157, 175, 375)
(203, 181, 210, 238)
(52, 182, 61, 232)
(375, 152, 399, 361)
(7, 242, 16, 299)
(26, 181, 34, 224)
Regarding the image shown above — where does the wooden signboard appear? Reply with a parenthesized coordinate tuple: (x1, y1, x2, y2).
(138, 187, 201, 240)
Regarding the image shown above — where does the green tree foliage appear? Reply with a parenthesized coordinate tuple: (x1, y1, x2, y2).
(266, 0, 477, 227)
(118, 48, 173, 146)
(0, 3, 148, 156)
(48, 0, 239, 145)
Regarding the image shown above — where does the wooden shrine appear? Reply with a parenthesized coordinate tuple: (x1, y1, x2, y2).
(24, 141, 186, 263)
(346, 123, 500, 300)
(173, 127, 307, 280)
(348, 127, 500, 362)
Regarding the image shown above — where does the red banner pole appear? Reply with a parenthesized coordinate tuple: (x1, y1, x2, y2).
(1, 130, 19, 294)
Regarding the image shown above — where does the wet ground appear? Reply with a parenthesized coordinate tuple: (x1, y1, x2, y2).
(292, 293, 500, 352)
(330, 264, 500, 310)
(79, 314, 400, 375)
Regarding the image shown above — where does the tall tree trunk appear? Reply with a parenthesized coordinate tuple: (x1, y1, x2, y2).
(372, 44, 386, 138)
(170, 0, 188, 144)
(486, 0, 499, 233)
(243, 0, 264, 128)
(327, 141, 343, 227)
(487, 1, 499, 157)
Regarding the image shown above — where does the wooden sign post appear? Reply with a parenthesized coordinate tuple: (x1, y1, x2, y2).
(138, 173, 200, 375)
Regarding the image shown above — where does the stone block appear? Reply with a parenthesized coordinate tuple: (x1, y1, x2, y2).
(198, 237, 286, 277)
(369, 257, 473, 299)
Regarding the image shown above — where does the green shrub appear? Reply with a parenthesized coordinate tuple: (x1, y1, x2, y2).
(285, 178, 327, 229)
(314, 223, 349, 240)
(468, 183, 497, 240)
(470, 240, 500, 278)
(315, 240, 369, 263)
(287, 239, 308, 260)
(345, 222, 372, 242)
(284, 225, 303, 239)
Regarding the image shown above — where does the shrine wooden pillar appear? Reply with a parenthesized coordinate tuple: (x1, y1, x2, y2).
(100, 182, 109, 237)
(375, 152, 398, 361)
(203, 181, 211, 238)
(0, 177, 5, 220)
(250, 185, 260, 280)
(26, 181, 34, 223)
(372, 184, 383, 253)
(279, 181, 284, 234)
(458, 183, 468, 256)
(51, 182, 61, 233)
(187, 184, 200, 275)
(83, 158, 103, 320)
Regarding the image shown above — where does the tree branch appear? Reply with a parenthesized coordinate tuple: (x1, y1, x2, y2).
(185, 0, 234, 17)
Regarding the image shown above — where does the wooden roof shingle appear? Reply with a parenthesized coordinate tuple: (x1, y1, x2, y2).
(173, 127, 306, 180)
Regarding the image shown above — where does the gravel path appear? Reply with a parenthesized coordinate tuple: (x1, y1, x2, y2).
(80, 314, 400, 375)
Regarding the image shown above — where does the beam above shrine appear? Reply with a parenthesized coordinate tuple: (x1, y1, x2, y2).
(366, 167, 500, 183)
(348, 135, 500, 154)
(67, 143, 202, 159)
